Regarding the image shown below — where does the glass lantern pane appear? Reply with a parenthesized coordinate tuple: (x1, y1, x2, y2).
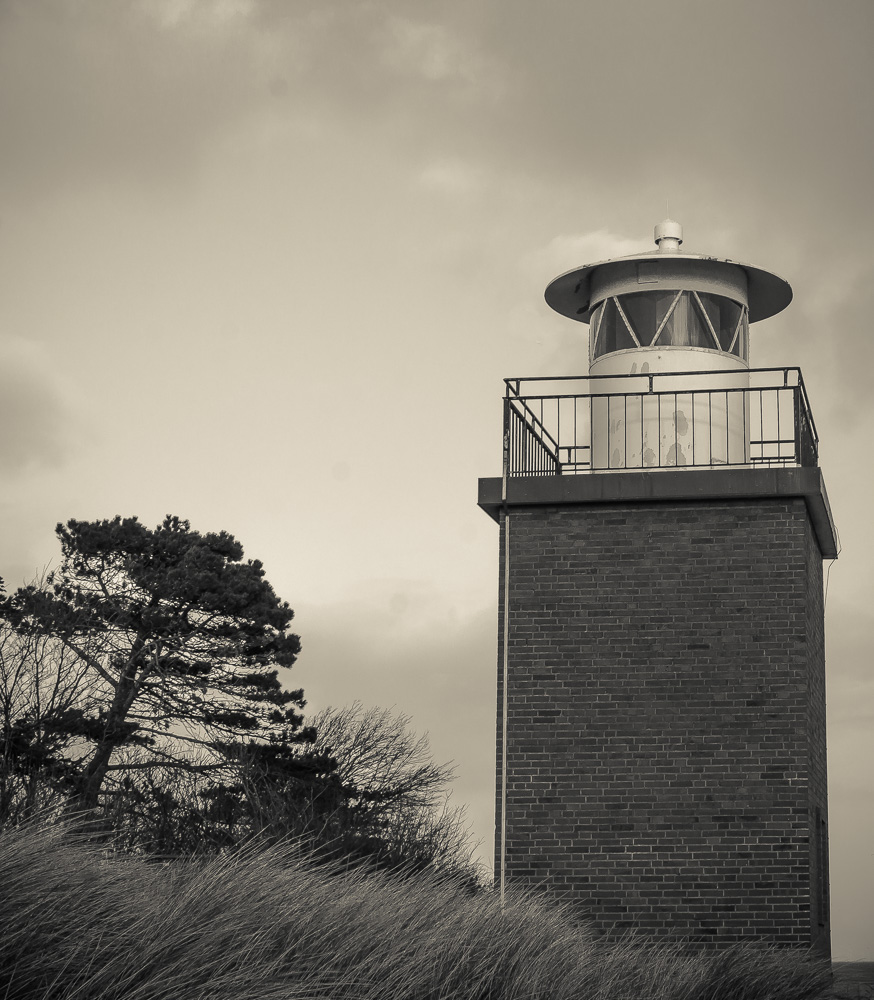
(617, 293, 658, 345)
(662, 293, 711, 348)
(731, 311, 749, 360)
(594, 298, 636, 357)
(651, 291, 682, 344)
(696, 293, 722, 346)
(590, 302, 603, 357)
(717, 297, 742, 352)
(692, 293, 722, 348)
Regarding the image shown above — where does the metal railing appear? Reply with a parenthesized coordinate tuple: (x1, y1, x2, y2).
(503, 368, 818, 476)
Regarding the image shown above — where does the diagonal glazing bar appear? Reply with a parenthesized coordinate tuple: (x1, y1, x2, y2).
(727, 306, 746, 355)
(651, 291, 683, 345)
(692, 291, 722, 350)
(614, 297, 642, 347)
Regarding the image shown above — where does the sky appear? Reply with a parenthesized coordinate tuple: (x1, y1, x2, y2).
(0, 0, 872, 959)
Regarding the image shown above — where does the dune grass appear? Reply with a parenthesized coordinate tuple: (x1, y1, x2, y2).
(0, 822, 832, 1000)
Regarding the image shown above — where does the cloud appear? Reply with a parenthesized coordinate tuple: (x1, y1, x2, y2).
(0, 0, 269, 197)
(417, 158, 484, 197)
(527, 229, 647, 281)
(289, 581, 498, 866)
(0, 339, 74, 473)
(142, 0, 255, 29)
(380, 15, 502, 98)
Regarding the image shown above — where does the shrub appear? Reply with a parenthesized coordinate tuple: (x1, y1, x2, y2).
(0, 821, 832, 1000)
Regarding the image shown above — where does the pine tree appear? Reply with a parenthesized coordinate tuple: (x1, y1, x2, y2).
(3, 515, 310, 811)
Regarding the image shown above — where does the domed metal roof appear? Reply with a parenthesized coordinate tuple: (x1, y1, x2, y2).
(544, 231, 793, 325)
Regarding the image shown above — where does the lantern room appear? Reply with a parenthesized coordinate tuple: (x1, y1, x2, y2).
(525, 221, 802, 470)
(545, 220, 792, 378)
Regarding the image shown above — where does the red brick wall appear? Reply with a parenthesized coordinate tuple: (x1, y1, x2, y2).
(496, 497, 829, 953)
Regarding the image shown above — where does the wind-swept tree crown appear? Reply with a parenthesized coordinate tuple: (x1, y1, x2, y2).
(2, 515, 306, 811)
(42, 515, 299, 664)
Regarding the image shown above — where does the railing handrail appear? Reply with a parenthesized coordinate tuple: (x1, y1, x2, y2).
(507, 396, 561, 453)
(795, 374, 819, 446)
(504, 366, 803, 387)
(508, 386, 782, 402)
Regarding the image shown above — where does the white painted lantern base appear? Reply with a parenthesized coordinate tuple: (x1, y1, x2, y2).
(588, 349, 750, 471)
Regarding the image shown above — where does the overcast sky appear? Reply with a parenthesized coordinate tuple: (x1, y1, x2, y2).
(0, 0, 871, 960)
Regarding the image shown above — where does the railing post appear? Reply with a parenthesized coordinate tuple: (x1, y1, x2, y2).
(793, 385, 803, 466)
(502, 393, 511, 494)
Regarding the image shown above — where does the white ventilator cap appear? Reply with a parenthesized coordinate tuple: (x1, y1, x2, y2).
(654, 219, 683, 251)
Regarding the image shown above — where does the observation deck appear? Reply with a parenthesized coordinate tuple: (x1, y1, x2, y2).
(501, 366, 817, 477)
(478, 365, 837, 558)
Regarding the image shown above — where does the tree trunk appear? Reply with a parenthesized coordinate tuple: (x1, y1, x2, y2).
(77, 634, 149, 811)
(78, 740, 118, 811)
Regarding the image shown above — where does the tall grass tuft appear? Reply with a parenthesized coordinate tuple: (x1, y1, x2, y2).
(1, 821, 832, 1000)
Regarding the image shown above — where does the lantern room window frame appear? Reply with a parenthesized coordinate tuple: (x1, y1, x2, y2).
(590, 290, 749, 363)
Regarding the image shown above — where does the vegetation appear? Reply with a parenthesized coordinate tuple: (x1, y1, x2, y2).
(0, 821, 832, 1000)
(101, 702, 478, 882)
(0, 516, 476, 881)
(0, 517, 834, 999)
(1, 515, 311, 811)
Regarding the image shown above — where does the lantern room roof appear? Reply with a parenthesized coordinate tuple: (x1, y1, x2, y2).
(544, 249, 793, 325)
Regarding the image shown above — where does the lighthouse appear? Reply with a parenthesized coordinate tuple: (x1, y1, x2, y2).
(478, 222, 836, 954)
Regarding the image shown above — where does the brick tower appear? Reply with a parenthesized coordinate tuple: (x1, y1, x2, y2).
(478, 221, 836, 954)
